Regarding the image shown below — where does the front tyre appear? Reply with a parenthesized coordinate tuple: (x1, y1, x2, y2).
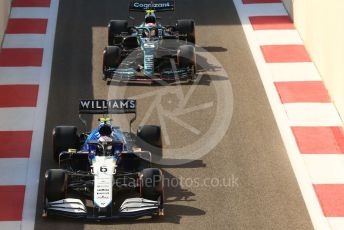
(140, 168, 164, 214)
(178, 45, 196, 80)
(44, 169, 67, 202)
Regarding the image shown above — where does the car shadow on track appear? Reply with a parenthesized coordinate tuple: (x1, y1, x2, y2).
(198, 46, 228, 53)
(158, 159, 206, 168)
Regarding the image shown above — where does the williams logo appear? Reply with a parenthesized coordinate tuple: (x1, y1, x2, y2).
(79, 99, 136, 114)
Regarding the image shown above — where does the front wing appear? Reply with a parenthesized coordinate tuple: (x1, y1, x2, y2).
(105, 67, 195, 82)
(44, 198, 160, 220)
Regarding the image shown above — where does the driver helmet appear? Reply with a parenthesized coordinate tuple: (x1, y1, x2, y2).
(98, 118, 112, 137)
(144, 11, 158, 38)
(145, 13, 156, 24)
(99, 124, 112, 137)
(143, 23, 158, 38)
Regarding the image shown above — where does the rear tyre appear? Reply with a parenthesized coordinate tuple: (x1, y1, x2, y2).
(44, 169, 67, 202)
(137, 125, 162, 162)
(176, 19, 196, 45)
(52, 126, 80, 162)
(108, 20, 128, 46)
(103, 46, 122, 80)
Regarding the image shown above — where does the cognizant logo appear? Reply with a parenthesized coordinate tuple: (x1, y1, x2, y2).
(133, 2, 170, 8)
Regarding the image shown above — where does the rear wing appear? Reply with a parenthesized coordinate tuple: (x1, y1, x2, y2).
(129, 0, 175, 12)
(79, 99, 136, 114)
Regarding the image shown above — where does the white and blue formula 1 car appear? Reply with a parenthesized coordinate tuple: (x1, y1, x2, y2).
(42, 99, 164, 220)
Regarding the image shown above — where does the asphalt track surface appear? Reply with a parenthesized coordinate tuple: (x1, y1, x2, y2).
(34, 0, 313, 229)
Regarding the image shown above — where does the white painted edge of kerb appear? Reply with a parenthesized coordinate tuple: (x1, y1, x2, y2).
(21, 1, 60, 230)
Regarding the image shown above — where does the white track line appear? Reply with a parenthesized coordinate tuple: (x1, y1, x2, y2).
(0, 159, 29, 185)
(284, 103, 343, 126)
(0, 221, 21, 230)
(3, 34, 46, 48)
(255, 30, 303, 45)
(268, 63, 322, 82)
(0, 108, 35, 131)
(21, 1, 59, 230)
(10, 7, 50, 19)
(303, 155, 344, 184)
(327, 218, 344, 230)
(238, 3, 287, 17)
(233, 0, 330, 229)
(0, 67, 41, 84)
